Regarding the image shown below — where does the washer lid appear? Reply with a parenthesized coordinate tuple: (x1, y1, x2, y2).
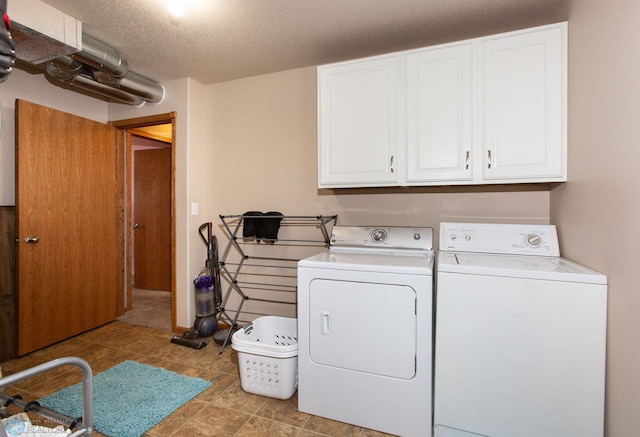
(437, 251, 607, 284)
(299, 249, 434, 275)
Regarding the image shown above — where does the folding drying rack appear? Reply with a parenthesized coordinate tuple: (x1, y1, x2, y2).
(216, 214, 337, 351)
(0, 357, 93, 436)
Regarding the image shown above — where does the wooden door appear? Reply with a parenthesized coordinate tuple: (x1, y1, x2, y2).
(0, 207, 16, 361)
(133, 148, 171, 291)
(16, 100, 119, 355)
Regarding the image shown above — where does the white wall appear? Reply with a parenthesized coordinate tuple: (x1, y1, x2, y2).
(552, 0, 640, 435)
(184, 79, 219, 327)
(0, 69, 107, 205)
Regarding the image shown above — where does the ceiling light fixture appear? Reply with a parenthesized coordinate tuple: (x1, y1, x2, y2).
(166, 0, 210, 25)
(167, 0, 185, 19)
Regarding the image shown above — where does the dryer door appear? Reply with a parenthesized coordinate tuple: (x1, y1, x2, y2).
(308, 278, 417, 379)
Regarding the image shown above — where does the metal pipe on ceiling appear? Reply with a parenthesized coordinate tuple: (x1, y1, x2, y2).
(45, 57, 145, 106)
(113, 70, 165, 103)
(74, 34, 128, 80)
(44, 33, 164, 106)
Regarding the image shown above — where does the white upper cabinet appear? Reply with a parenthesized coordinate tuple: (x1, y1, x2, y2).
(317, 22, 567, 188)
(480, 25, 566, 182)
(317, 54, 400, 187)
(405, 42, 473, 183)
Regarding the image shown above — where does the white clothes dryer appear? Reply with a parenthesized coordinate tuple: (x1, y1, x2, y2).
(298, 226, 434, 437)
(434, 222, 607, 437)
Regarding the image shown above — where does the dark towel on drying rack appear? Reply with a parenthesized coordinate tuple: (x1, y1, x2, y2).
(242, 211, 283, 243)
(262, 211, 283, 244)
(242, 211, 263, 241)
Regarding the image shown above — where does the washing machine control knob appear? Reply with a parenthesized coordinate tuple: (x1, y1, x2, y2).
(526, 233, 542, 247)
(371, 229, 387, 243)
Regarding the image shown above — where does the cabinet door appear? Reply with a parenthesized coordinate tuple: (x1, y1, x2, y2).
(481, 24, 567, 182)
(405, 43, 473, 183)
(318, 55, 399, 187)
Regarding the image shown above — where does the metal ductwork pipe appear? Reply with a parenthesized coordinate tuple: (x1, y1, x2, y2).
(45, 56, 82, 80)
(113, 70, 165, 103)
(45, 57, 145, 106)
(75, 34, 127, 80)
(44, 33, 165, 106)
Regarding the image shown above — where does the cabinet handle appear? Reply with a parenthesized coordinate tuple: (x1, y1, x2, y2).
(487, 149, 492, 169)
(390, 155, 394, 173)
(465, 151, 470, 170)
(25, 236, 39, 244)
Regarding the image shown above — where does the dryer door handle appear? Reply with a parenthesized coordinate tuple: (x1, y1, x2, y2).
(321, 311, 331, 335)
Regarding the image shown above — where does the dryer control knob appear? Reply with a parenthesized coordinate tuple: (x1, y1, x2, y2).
(371, 229, 387, 243)
(526, 233, 542, 247)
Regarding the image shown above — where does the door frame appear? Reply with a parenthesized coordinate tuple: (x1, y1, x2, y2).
(111, 112, 177, 331)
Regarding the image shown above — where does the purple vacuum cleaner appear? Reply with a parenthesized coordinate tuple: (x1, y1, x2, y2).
(171, 222, 222, 349)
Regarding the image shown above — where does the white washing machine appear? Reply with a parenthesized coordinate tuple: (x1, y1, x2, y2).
(434, 222, 607, 437)
(297, 226, 434, 437)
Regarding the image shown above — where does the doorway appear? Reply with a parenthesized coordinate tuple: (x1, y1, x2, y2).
(132, 132, 171, 292)
(111, 113, 176, 331)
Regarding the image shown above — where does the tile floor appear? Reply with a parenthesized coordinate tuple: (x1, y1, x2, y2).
(0, 322, 395, 437)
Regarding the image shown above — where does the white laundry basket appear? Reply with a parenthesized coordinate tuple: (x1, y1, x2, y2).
(231, 316, 298, 399)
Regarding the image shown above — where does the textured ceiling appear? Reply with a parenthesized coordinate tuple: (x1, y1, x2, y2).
(34, 0, 567, 85)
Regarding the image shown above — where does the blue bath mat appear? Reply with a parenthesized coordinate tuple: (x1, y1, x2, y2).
(40, 360, 211, 437)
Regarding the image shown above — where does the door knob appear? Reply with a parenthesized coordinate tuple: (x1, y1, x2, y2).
(24, 236, 39, 243)
(133, 223, 141, 229)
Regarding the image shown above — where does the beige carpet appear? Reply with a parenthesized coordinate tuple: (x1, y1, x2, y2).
(117, 288, 172, 331)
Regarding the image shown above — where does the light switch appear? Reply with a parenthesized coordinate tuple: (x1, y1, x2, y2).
(191, 202, 199, 216)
